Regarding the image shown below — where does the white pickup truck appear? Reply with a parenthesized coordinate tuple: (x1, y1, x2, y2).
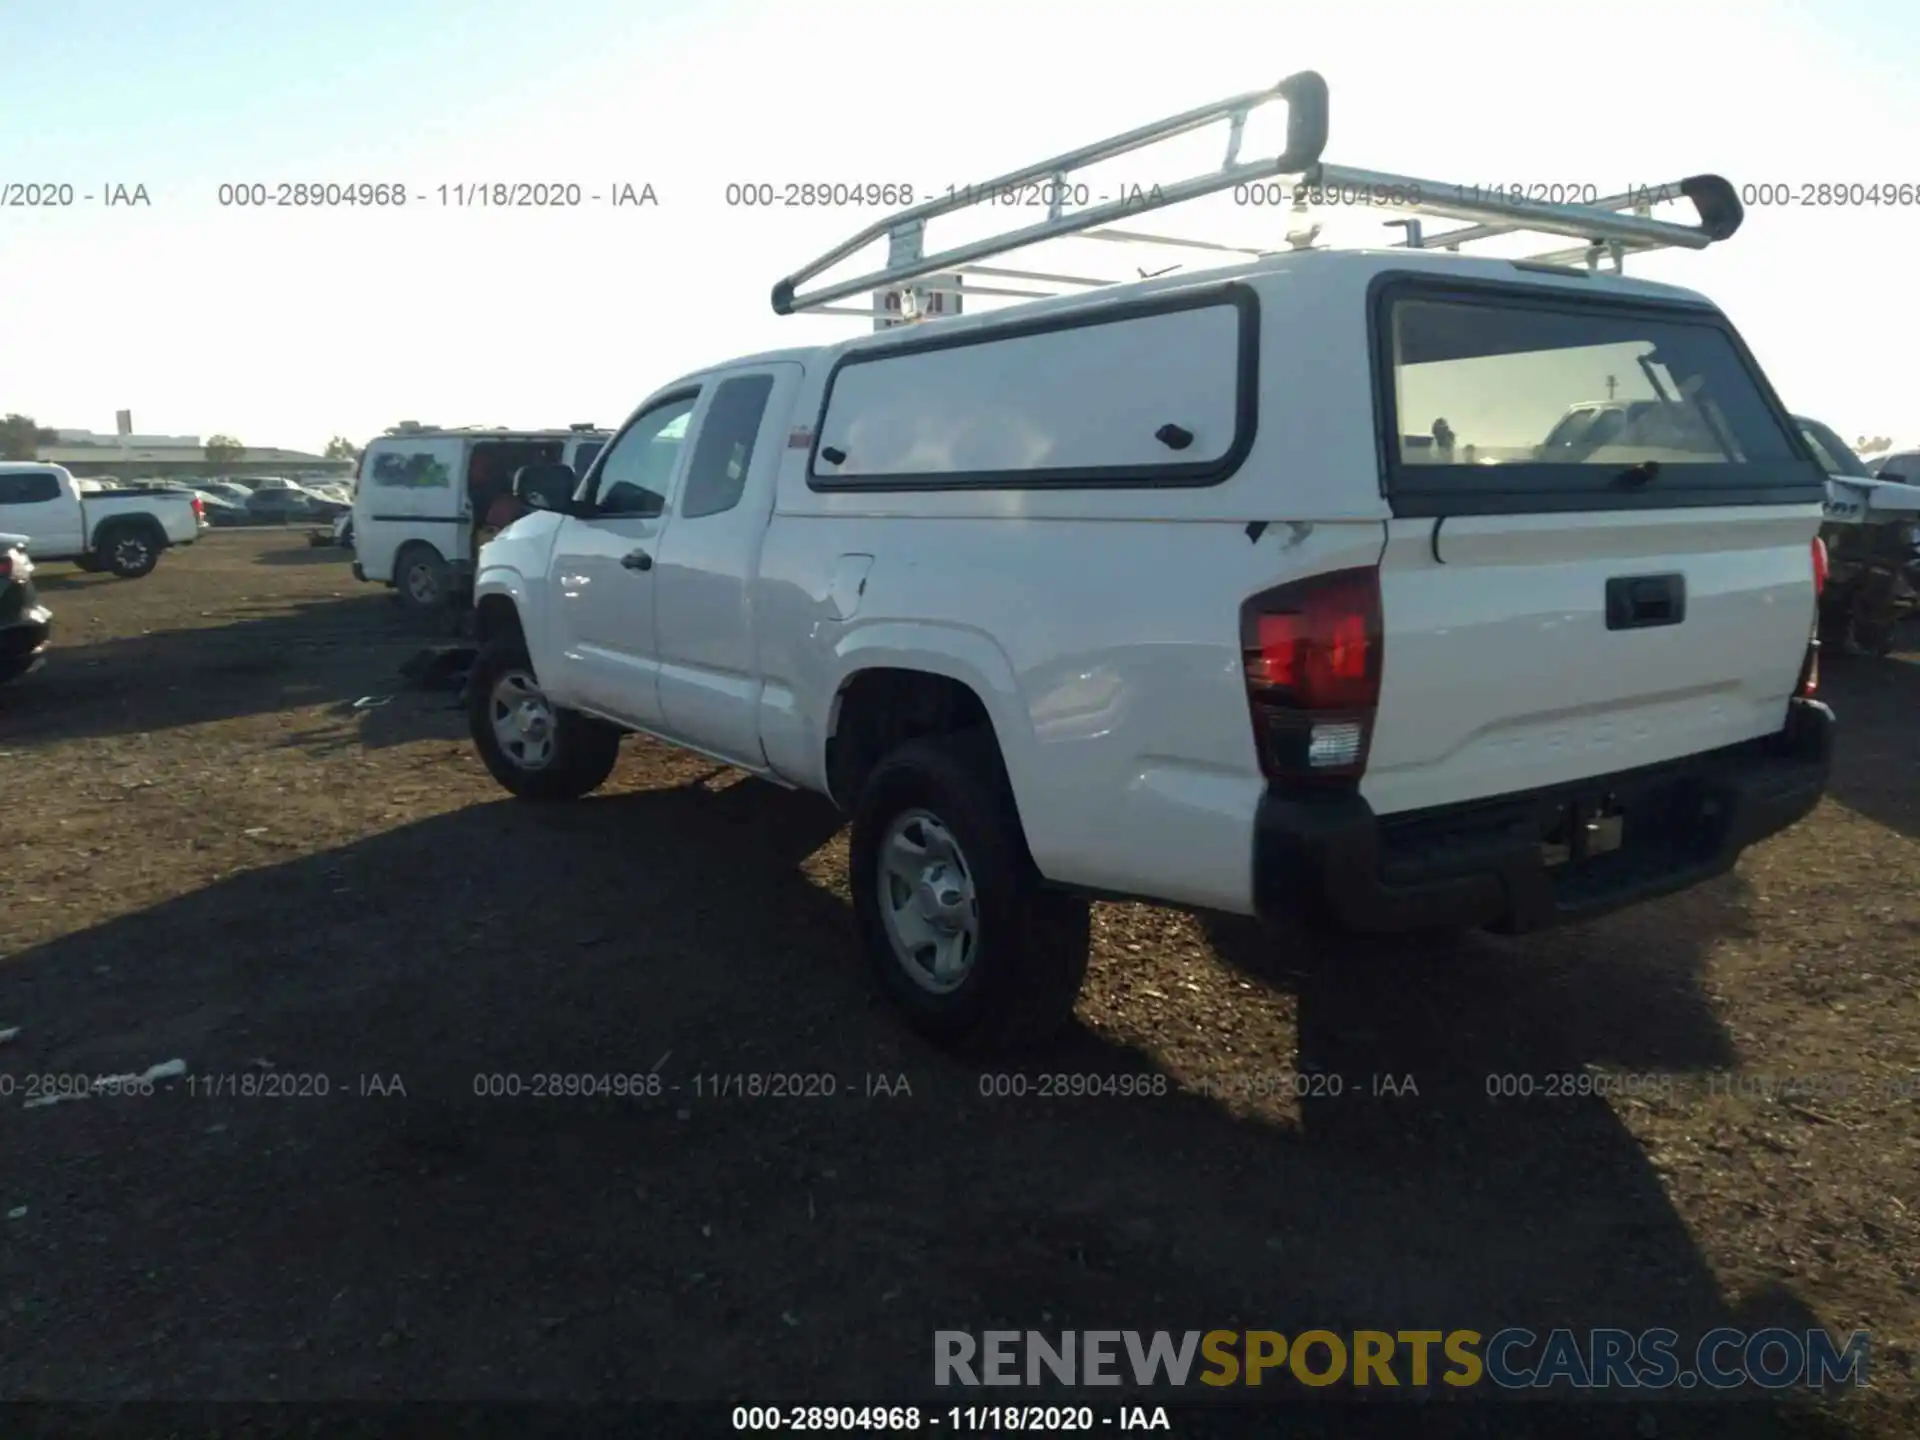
(467, 75, 1835, 1051)
(0, 462, 204, 578)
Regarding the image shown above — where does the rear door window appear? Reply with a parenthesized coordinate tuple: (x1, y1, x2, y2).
(1375, 279, 1826, 515)
(680, 375, 776, 519)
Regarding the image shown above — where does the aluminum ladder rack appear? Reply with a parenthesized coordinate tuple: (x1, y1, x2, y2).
(770, 70, 1744, 322)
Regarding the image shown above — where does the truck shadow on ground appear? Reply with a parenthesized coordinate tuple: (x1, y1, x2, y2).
(1818, 652, 1920, 841)
(0, 772, 1866, 1433)
(22, 568, 122, 594)
(0, 593, 453, 747)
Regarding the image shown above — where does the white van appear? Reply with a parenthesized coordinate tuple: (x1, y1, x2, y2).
(350, 425, 610, 609)
(468, 74, 1835, 1051)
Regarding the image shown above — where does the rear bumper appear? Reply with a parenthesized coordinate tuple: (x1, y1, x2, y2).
(1253, 697, 1835, 935)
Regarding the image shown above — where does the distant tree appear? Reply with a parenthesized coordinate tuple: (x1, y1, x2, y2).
(323, 435, 361, 461)
(0, 413, 58, 461)
(204, 434, 245, 469)
(1857, 435, 1892, 455)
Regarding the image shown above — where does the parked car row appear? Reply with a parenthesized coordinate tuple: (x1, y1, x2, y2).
(150, 477, 352, 525)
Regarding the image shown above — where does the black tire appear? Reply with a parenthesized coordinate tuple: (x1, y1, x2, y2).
(72, 555, 102, 574)
(849, 729, 1091, 1052)
(98, 523, 163, 579)
(467, 636, 621, 801)
(394, 543, 452, 612)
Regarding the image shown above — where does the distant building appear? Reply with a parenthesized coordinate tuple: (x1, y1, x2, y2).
(38, 428, 353, 482)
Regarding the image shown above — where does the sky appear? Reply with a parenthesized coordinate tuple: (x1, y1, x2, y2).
(2, 0, 1916, 456)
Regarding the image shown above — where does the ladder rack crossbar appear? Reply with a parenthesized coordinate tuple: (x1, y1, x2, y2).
(958, 263, 1114, 288)
(771, 72, 1745, 321)
(1393, 184, 1670, 250)
(771, 70, 1330, 315)
(1314, 164, 1736, 253)
(1081, 227, 1269, 256)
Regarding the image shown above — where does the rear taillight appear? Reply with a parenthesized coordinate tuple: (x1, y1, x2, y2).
(1241, 567, 1383, 787)
(1796, 641, 1820, 698)
(0, 551, 12, 581)
(1796, 537, 1824, 698)
(192, 495, 205, 519)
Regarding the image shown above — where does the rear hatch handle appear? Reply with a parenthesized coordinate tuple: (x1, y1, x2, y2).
(1606, 573, 1687, 630)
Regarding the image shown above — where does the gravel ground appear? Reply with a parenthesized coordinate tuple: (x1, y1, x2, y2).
(0, 529, 1915, 1437)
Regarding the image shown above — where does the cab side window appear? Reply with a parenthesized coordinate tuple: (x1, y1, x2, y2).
(0, 471, 60, 504)
(591, 396, 699, 517)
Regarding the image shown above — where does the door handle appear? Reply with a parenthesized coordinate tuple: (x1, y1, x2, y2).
(1605, 573, 1685, 630)
(622, 549, 653, 572)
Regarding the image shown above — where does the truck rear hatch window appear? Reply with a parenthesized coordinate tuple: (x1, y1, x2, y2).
(1375, 279, 1827, 516)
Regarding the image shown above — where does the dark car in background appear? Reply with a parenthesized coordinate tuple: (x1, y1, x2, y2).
(245, 487, 328, 524)
(195, 481, 256, 507)
(193, 490, 251, 526)
(0, 535, 52, 688)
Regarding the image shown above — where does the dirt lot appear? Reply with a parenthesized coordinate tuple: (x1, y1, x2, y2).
(1, 528, 1915, 1436)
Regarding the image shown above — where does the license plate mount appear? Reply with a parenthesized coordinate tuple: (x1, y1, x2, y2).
(1540, 792, 1626, 869)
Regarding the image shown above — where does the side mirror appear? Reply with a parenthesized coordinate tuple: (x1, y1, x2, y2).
(513, 462, 577, 515)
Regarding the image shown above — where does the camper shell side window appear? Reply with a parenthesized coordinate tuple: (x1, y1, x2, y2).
(806, 284, 1259, 492)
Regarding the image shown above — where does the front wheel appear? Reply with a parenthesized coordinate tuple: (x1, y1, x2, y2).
(467, 638, 621, 801)
(849, 730, 1090, 1052)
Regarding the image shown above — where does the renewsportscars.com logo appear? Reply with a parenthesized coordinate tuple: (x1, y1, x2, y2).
(934, 1328, 1872, 1392)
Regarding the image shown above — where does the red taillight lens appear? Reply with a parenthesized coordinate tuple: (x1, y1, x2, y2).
(1795, 536, 1824, 699)
(1242, 567, 1384, 785)
(192, 495, 205, 518)
(0, 552, 12, 580)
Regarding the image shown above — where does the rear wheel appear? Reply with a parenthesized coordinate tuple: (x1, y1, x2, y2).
(467, 637, 621, 801)
(394, 543, 451, 612)
(850, 729, 1090, 1052)
(99, 524, 162, 578)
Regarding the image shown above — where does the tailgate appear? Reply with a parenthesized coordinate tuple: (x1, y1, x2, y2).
(1367, 506, 1818, 815)
(1363, 276, 1826, 818)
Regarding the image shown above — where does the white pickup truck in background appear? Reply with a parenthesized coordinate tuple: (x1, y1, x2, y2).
(0, 462, 204, 578)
